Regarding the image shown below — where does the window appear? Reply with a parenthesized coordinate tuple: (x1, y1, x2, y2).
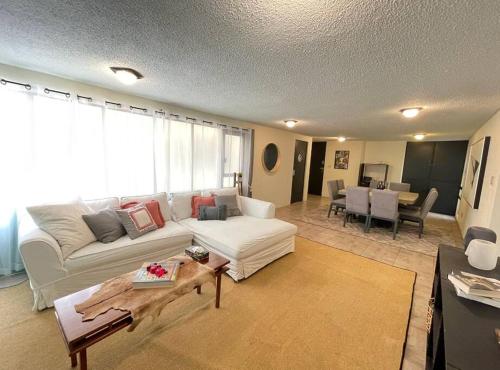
(0, 87, 250, 205)
(223, 131, 242, 187)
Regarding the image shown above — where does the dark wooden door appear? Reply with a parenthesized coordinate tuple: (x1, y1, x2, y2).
(402, 141, 468, 215)
(291, 140, 308, 203)
(308, 141, 326, 195)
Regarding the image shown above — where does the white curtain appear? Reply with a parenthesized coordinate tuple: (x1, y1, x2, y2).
(0, 84, 253, 274)
(0, 88, 32, 274)
(193, 122, 223, 190)
(223, 128, 243, 187)
(104, 109, 156, 196)
(0, 86, 251, 204)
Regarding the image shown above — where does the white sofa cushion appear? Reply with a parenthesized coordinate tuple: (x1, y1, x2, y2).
(239, 196, 275, 219)
(27, 202, 96, 259)
(121, 192, 170, 221)
(179, 216, 297, 259)
(64, 222, 193, 272)
(84, 197, 120, 212)
(170, 191, 201, 221)
(201, 187, 238, 197)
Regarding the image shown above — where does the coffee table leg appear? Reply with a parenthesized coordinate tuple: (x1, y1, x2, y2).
(80, 349, 87, 370)
(196, 285, 201, 294)
(70, 353, 77, 367)
(215, 271, 222, 308)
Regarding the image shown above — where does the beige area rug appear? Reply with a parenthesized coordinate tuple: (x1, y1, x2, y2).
(285, 205, 462, 256)
(0, 237, 415, 370)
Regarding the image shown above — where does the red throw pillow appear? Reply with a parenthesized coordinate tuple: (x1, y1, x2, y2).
(121, 200, 165, 228)
(191, 196, 215, 218)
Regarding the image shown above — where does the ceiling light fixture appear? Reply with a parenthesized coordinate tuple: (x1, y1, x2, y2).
(337, 136, 346, 142)
(414, 133, 426, 140)
(285, 120, 297, 128)
(400, 107, 422, 118)
(110, 67, 144, 85)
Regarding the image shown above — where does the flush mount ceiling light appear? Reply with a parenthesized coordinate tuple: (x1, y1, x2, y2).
(110, 67, 143, 85)
(337, 136, 346, 142)
(285, 120, 297, 128)
(414, 133, 426, 140)
(400, 107, 422, 118)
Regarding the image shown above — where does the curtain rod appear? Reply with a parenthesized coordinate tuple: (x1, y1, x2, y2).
(2, 78, 251, 132)
(130, 105, 147, 112)
(77, 94, 92, 102)
(105, 100, 122, 108)
(1, 78, 31, 90)
(44, 87, 70, 98)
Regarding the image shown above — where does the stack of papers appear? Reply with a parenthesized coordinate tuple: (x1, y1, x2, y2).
(448, 271, 500, 309)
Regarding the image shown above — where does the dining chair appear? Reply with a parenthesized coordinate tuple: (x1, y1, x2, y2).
(399, 188, 439, 238)
(327, 180, 346, 217)
(343, 187, 370, 232)
(337, 179, 345, 191)
(368, 189, 399, 239)
(369, 179, 378, 189)
(388, 182, 411, 192)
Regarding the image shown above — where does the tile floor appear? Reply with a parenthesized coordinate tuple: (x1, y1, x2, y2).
(276, 195, 464, 370)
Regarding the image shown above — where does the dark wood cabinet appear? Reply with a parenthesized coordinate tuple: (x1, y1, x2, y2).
(427, 245, 500, 370)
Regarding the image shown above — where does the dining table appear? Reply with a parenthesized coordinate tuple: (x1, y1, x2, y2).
(338, 188, 419, 206)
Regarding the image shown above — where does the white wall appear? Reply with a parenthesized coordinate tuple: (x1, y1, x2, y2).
(0, 63, 312, 208)
(253, 128, 312, 207)
(456, 110, 500, 236)
(320, 140, 407, 197)
(363, 141, 406, 183)
(321, 141, 365, 197)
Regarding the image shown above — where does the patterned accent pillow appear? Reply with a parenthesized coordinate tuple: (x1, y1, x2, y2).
(121, 200, 165, 228)
(116, 204, 158, 239)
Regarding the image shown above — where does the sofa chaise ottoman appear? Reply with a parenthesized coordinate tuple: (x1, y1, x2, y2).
(172, 189, 298, 281)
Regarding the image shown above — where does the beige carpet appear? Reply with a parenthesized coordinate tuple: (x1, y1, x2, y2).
(283, 204, 462, 256)
(0, 237, 415, 370)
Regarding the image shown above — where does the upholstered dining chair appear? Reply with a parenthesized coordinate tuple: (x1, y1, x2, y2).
(388, 182, 411, 192)
(343, 186, 370, 232)
(399, 188, 439, 238)
(369, 179, 378, 189)
(327, 180, 346, 217)
(337, 179, 345, 191)
(368, 189, 399, 239)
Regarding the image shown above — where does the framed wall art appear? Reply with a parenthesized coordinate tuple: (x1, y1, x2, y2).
(462, 136, 490, 209)
(334, 150, 350, 170)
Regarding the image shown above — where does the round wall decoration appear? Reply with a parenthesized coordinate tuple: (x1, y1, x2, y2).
(262, 143, 280, 173)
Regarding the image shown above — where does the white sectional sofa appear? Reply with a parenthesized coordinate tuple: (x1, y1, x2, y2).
(19, 196, 193, 310)
(177, 195, 297, 281)
(19, 189, 297, 310)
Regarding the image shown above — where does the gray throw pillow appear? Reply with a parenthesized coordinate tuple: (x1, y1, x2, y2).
(82, 209, 126, 243)
(198, 205, 227, 221)
(214, 195, 241, 217)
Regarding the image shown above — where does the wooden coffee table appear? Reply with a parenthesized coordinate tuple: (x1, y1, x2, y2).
(54, 252, 229, 370)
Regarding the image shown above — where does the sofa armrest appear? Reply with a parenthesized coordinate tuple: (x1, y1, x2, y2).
(19, 228, 67, 287)
(239, 196, 275, 219)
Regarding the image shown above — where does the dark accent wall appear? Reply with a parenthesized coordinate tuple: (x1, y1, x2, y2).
(402, 141, 468, 215)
